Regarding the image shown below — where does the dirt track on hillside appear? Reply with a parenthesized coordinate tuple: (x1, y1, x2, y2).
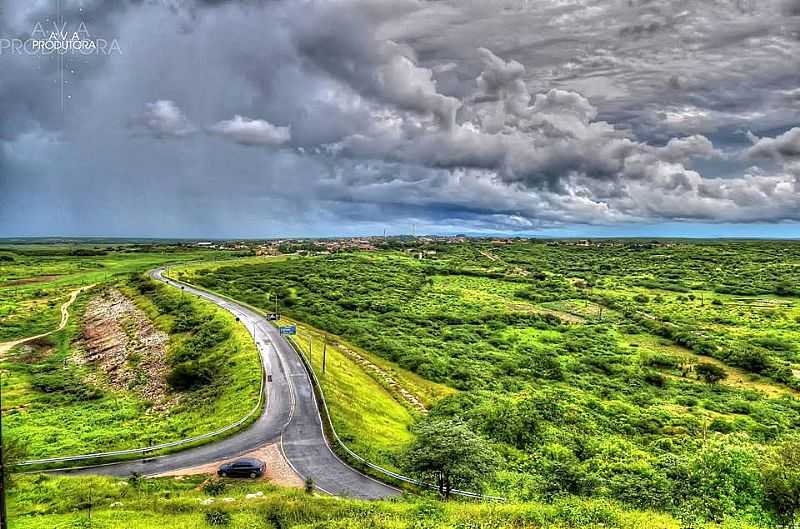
(0, 284, 95, 357)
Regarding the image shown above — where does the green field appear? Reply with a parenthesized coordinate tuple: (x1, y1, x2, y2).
(0, 244, 246, 342)
(185, 240, 800, 525)
(5, 240, 800, 527)
(0, 245, 262, 458)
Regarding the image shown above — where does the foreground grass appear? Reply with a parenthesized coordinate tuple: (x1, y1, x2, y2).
(7, 474, 752, 529)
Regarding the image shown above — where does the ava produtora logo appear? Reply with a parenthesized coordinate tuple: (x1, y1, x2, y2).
(0, 20, 122, 56)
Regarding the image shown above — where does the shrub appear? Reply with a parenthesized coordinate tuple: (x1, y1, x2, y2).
(167, 360, 216, 390)
(201, 479, 226, 496)
(205, 510, 231, 526)
(644, 353, 680, 370)
(695, 362, 727, 384)
(29, 370, 102, 401)
(710, 418, 734, 433)
(643, 370, 666, 387)
(762, 439, 800, 525)
(731, 349, 771, 374)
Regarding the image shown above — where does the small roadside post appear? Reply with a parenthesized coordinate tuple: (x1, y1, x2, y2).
(322, 335, 327, 375)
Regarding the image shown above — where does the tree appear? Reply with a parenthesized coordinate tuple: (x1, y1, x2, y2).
(403, 418, 499, 499)
(695, 362, 727, 384)
(763, 439, 800, 526)
(672, 436, 765, 523)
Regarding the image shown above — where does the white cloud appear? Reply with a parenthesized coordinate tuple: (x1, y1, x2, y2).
(747, 127, 800, 161)
(136, 100, 195, 139)
(209, 115, 291, 146)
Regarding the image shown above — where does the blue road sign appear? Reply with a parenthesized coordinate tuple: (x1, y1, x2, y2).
(279, 325, 296, 336)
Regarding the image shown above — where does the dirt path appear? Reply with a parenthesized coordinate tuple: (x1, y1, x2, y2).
(334, 340, 428, 413)
(0, 284, 95, 357)
(153, 443, 303, 489)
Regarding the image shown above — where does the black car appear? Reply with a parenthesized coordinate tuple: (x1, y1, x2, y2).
(217, 458, 266, 478)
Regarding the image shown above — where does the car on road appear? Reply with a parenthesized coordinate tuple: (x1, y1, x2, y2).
(217, 458, 266, 478)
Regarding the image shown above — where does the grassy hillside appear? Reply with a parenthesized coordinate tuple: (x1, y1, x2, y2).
(6, 473, 745, 529)
(186, 241, 800, 524)
(0, 245, 239, 342)
(284, 317, 452, 471)
(0, 250, 262, 459)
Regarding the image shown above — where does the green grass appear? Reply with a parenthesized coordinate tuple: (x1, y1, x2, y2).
(185, 243, 800, 524)
(287, 319, 417, 470)
(6, 473, 747, 529)
(171, 254, 292, 281)
(6, 241, 800, 525)
(1, 261, 262, 459)
(0, 246, 243, 342)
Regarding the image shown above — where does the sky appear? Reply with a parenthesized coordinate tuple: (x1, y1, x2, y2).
(0, 0, 799, 239)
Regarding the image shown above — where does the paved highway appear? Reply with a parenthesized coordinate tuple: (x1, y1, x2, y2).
(64, 267, 400, 500)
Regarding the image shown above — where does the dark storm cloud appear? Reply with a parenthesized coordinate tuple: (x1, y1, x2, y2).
(0, 0, 134, 141)
(1, 0, 799, 237)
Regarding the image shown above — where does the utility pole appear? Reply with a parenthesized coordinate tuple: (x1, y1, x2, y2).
(0, 366, 7, 529)
(322, 336, 327, 375)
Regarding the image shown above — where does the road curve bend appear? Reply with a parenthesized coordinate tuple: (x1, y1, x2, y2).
(65, 267, 400, 500)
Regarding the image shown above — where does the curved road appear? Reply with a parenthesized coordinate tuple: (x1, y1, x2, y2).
(64, 267, 399, 500)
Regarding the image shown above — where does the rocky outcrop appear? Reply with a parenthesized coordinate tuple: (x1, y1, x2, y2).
(78, 288, 174, 409)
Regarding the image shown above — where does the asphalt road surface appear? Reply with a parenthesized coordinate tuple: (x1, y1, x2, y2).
(64, 267, 400, 500)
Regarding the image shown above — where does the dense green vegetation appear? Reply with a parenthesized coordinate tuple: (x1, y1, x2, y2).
(186, 240, 800, 525)
(128, 273, 238, 391)
(6, 473, 729, 529)
(0, 246, 261, 458)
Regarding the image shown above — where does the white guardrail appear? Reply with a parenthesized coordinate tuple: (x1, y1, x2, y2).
(17, 274, 267, 468)
(286, 336, 506, 502)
